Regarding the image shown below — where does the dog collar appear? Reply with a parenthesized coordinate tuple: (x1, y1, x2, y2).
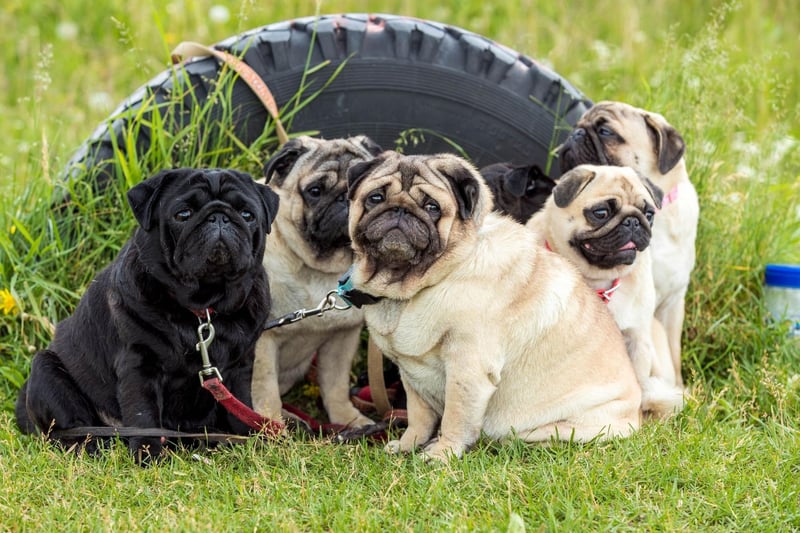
(337, 267, 384, 308)
(544, 241, 620, 304)
(596, 278, 621, 304)
(659, 184, 679, 210)
(190, 307, 215, 321)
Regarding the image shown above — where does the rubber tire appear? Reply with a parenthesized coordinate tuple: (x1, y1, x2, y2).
(64, 13, 591, 183)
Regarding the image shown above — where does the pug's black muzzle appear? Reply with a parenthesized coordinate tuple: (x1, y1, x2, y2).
(309, 193, 351, 256)
(176, 206, 254, 282)
(559, 128, 611, 173)
(573, 215, 651, 269)
(361, 208, 432, 268)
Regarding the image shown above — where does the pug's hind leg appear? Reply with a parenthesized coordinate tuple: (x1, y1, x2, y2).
(521, 397, 641, 444)
(22, 350, 103, 452)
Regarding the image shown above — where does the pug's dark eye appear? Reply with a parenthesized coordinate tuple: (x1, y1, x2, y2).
(240, 210, 255, 222)
(367, 191, 385, 206)
(592, 208, 609, 220)
(645, 210, 655, 224)
(306, 185, 322, 198)
(174, 209, 193, 222)
(424, 200, 440, 213)
(597, 125, 614, 137)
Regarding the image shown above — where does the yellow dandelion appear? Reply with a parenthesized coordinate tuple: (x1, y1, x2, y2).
(301, 383, 320, 399)
(1, 289, 19, 316)
(10, 225, 16, 235)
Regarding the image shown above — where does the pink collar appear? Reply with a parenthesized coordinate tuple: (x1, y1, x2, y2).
(544, 241, 621, 304)
(659, 184, 679, 209)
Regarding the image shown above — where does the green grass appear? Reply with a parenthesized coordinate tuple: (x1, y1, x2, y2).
(1, 0, 799, 531)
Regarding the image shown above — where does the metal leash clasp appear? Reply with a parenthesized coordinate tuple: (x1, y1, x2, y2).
(263, 290, 351, 330)
(196, 312, 222, 384)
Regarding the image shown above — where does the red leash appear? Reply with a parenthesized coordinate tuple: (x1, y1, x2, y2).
(194, 304, 401, 443)
(194, 310, 286, 436)
(201, 377, 284, 436)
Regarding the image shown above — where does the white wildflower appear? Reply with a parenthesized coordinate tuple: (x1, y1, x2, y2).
(56, 21, 79, 41)
(209, 5, 231, 24)
(88, 91, 115, 112)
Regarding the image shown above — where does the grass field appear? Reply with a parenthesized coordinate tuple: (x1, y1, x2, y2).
(1, 0, 799, 531)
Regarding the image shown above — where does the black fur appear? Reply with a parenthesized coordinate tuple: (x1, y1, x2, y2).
(479, 162, 556, 223)
(15, 168, 279, 464)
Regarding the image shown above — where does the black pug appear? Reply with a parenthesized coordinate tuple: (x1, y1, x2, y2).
(479, 162, 557, 224)
(15, 168, 279, 463)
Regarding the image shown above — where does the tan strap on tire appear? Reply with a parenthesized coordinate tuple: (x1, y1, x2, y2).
(170, 41, 289, 146)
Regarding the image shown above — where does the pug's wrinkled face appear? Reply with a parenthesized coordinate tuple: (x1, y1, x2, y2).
(548, 164, 662, 271)
(558, 101, 686, 180)
(346, 151, 490, 295)
(127, 167, 279, 309)
(262, 135, 382, 271)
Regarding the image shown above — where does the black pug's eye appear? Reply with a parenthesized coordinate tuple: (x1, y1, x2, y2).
(240, 210, 255, 222)
(365, 190, 385, 208)
(174, 209, 193, 222)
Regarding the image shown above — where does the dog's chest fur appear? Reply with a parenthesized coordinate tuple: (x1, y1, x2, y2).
(650, 181, 699, 299)
(365, 299, 448, 413)
(364, 296, 443, 358)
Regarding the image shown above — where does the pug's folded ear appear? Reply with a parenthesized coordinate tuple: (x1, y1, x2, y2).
(263, 138, 308, 186)
(643, 113, 686, 175)
(552, 166, 597, 208)
(431, 158, 485, 221)
(127, 168, 196, 231)
(257, 185, 280, 234)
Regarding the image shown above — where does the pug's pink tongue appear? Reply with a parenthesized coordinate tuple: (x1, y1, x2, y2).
(619, 241, 636, 251)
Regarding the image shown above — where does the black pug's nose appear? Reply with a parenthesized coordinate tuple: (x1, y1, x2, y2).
(207, 212, 231, 227)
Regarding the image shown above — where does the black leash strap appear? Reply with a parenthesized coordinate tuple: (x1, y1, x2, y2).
(49, 426, 250, 443)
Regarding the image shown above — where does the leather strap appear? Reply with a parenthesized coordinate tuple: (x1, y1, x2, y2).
(50, 426, 250, 443)
(201, 377, 285, 436)
(171, 41, 289, 146)
(367, 336, 392, 416)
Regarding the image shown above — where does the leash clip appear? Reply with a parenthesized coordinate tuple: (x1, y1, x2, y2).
(263, 290, 351, 330)
(196, 320, 222, 384)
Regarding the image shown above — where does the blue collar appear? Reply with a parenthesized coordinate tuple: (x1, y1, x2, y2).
(337, 267, 384, 308)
